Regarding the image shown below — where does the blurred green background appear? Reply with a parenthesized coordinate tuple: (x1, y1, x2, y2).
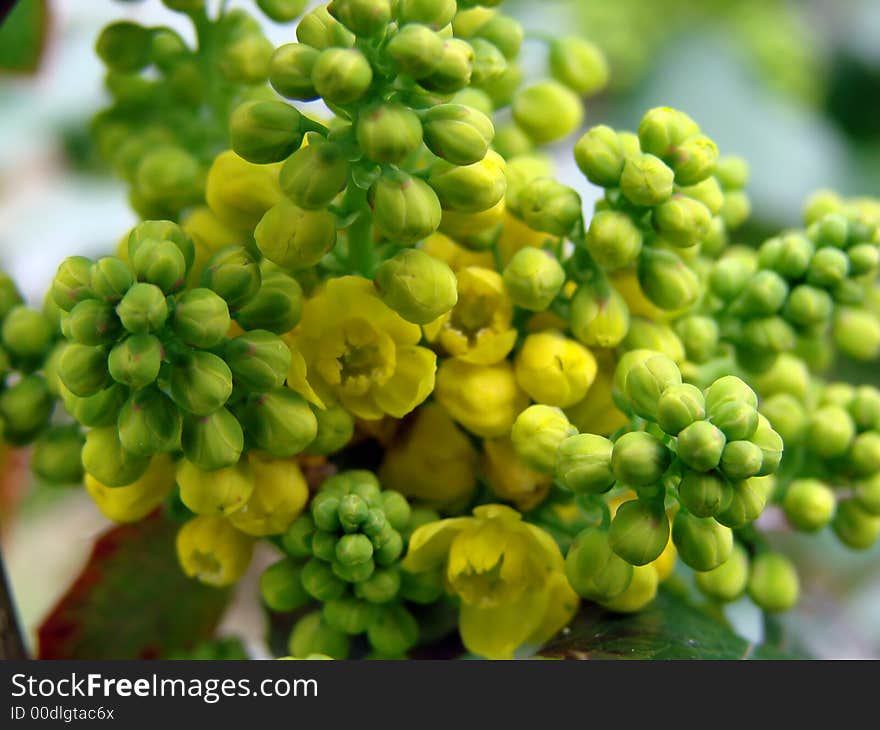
(2, 0, 880, 658)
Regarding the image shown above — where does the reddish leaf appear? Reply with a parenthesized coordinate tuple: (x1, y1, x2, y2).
(37, 511, 232, 659)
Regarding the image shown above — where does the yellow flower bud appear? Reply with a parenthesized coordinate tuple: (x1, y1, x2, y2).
(599, 564, 658, 613)
(177, 458, 254, 516)
(515, 331, 597, 408)
(205, 150, 283, 232)
(482, 436, 552, 511)
(227, 452, 310, 536)
(84, 455, 176, 523)
(176, 514, 255, 587)
(570, 284, 631, 348)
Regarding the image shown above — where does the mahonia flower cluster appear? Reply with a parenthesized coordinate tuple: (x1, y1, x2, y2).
(8, 0, 880, 660)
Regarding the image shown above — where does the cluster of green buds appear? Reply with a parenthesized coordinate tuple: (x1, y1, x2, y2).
(91, 1, 309, 219)
(0, 272, 85, 485)
(704, 196, 880, 372)
(260, 470, 442, 658)
(49, 219, 332, 483)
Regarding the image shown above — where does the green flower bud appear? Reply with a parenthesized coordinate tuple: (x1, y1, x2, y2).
(717, 475, 773, 529)
(380, 491, 411, 532)
(637, 248, 700, 311)
(638, 107, 700, 159)
(257, 0, 309, 23)
(677, 420, 726, 473)
(750, 414, 784, 477)
(760, 393, 806, 446)
(181, 408, 244, 471)
(675, 315, 719, 364)
(739, 317, 795, 361)
(370, 172, 442, 244)
(374, 248, 457, 324)
(96, 21, 152, 73)
(513, 81, 583, 144)
(2, 306, 54, 360)
(709, 255, 754, 302)
(807, 246, 849, 288)
(399, 568, 443, 604)
(421, 38, 474, 93)
(243, 389, 317, 457)
(713, 156, 749, 190)
(518, 178, 581, 237)
(81, 426, 150, 487)
(31, 425, 85, 484)
(469, 37, 507, 86)
(255, 199, 337, 271)
(657, 383, 706, 435)
(118, 387, 182, 456)
(695, 543, 749, 602)
(261, 559, 310, 613)
(356, 566, 402, 603)
(0, 375, 53, 444)
(422, 104, 494, 166)
(570, 284, 630, 348)
(170, 350, 233, 415)
(719, 440, 764, 481)
(807, 210, 848, 246)
(709, 400, 759, 442)
(269, 43, 320, 100)
(623, 352, 682, 421)
(549, 36, 607, 95)
(704, 375, 757, 413)
(224, 330, 291, 392)
(312, 492, 341, 531)
(64, 300, 119, 349)
(0, 272, 23, 321)
(623, 319, 685, 363)
(234, 264, 303, 333)
(565, 527, 633, 601)
(855, 473, 880, 515)
(493, 125, 533, 158)
(833, 498, 880, 549)
(386, 24, 444, 78)
(620, 153, 675, 208)
(219, 33, 273, 84)
(672, 511, 732, 572)
(280, 139, 350, 210)
(834, 307, 880, 361)
(555, 433, 615, 494)
(510, 404, 577, 473)
(170, 289, 230, 349)
(609, 500, 669, 566)
(850, 386, 880, 431)
(748, 553, 799, 613)
(338, 493, 369, 532)
(128, 220, 195, 274)
(297, 5, 356, 48)
(847, 242, 880, 277)
(584, 210, 643, 270)
(574, 125, 625, 188)
(758, 233, 814, 280)
(335, 532, 374, 567)
(428, 150, 506, 213)
(782, 478, 835, 532)
(289, 612, 349, 659)
(680, 177, 724, 215)
(230, 100, 304, 165)
(653, 195, 711, 247)
(328, 0, 391, 36)
(134, 146, 203, 215)
(89, 257, 134, 303)
(131, 239, 188, 295)
(471, 13, 522, 59)
(301, 558, 347, 601)
(357, 104, 423, 164)
(367, 603, 418, 656)
(783, 284, 833, 328)
(806, 405, 855, 459)
(52, 256, 93, 312)
(312, 47, 373, 104)
(115, 282, 168, 334)
(397, 0, 455, 28)
(107, 334, 163, 390)
(611, 431, 671, 487)
(323, 596, 377, 635)
(678, 469, 731, 518)
(732, 270, 788, 317)
(333, 554, 375, 582)
(850, 431, 880, 477)
(201, 247, 262, 312)
(501, 247, 564, 312)
(58, 344, 110, 397)
(667, 134, 718, 186)
(62, 383, 127, 428)
(307, 404, 355, 456)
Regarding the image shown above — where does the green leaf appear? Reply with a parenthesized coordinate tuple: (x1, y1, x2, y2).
(37, 511, 232, 659)
(0, 0, 49, 74)
(539, 590, 805, 659)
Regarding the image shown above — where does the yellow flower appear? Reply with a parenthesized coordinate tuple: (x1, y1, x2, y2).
(434, 359, 529, 437)
(176, 514, 254, 587)
(379, 402, 479, 510)
(289, 276, 437, 421)
(423, 267, 517, 365)
(482, 436, 552, 511)
(205, 150, 283, 232)
(177, 458, 254, 516)
(84, 455, 175, 523)
(420, 233, 495, 272)
(515, 331, 597, 408)
(227, 452, 310, 536)
(403, 504, 579, 659)
(564, 351, 628, 436)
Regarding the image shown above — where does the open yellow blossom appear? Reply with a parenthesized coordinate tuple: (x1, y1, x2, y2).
(227, 452, 310, 536)
(205, 150, 283, 232)
(85, 455, 176, 523)
(482, 436, 552, 511)
(420, 233, 495, 272)
(379, 403, 479, 510)
(515, 331, 597, 408)
(176, 514, 254, 588)
(434, 359, 529, 437)
(423, 267, 517, 365)
(289, 276, 437, 421)
(403, 504, 578, 659)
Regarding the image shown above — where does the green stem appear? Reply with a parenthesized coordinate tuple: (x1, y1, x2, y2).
(348, 211, 375, 277)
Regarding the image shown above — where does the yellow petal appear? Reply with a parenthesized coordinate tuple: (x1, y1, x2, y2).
(286, 341, 325, 408)
(372, 345, 437, 419)
(402, 517, 472, 572)
(459, 589, 547, 660)
(524, 571, 580, 648)
(457, 328, 518, 365)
